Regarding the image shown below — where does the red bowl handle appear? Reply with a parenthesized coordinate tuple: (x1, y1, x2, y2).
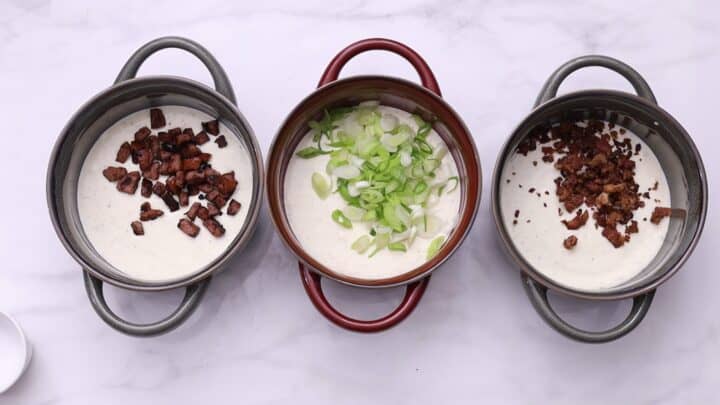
(299, 262, 430, 333)
(317, 38, 441, 96)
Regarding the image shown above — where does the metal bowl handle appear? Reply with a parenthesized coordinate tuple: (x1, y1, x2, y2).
(115, 36, 237, 104)
(522, 274, 655, 343)
(317, 38, 442, 96)
(83, 272, 211, 337)
(534, 55, 657, 107)
(299, 263, 429, 333)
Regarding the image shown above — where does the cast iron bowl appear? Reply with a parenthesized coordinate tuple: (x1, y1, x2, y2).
(47, 37, 264, 337)
(492, 55, 707, 343)
(266, 39, 481, 332)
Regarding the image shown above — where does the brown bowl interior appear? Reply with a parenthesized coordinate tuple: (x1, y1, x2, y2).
(266, 76, 481, 287)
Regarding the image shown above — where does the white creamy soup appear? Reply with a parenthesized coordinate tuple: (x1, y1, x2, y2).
(285, 105, 461, 280)
(78, 106, 254, 282)
(500, 122, 670, 291)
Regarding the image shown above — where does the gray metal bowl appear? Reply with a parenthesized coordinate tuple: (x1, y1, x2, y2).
(47, 37, 264, 337)
(491, 55, 707, 343)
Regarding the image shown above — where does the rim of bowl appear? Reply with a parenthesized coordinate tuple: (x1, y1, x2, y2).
(266, 75, 482, 288)
(47, 75, 265, 291)
(0, 312, 31, 394)
(491, 89, 708, 300)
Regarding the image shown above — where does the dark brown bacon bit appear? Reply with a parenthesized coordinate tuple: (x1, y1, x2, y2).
(194, 131, 210, 145)
(134, 126, 151, 142)
(140, 201, 151, 212)
(143, 161, 160, 180)
(116, 171, 141, 194)
(141, 178, 153, 198)
(650, 206, 672, 224)
(203, 218, 225, 237)
(202, 119, 220, 135)
(185, 202, 201, 221)
(150, 108, 166, 129)
(197, 206, 210, 221)
(227, 199, 241, 215)
(176, 128, 194, 145)
(182, 157, 202, 171)
(103, 166, 127, 182)
(215, 135, 228, 148)
(217, 173, 238, 197)
(168, 127, 182, 137)
(180, 144, 201, 159)
(166, 176, 181, 195)
(514, 209, 519, 218)
(207, 202, 221, 217)
(131, 221, 144, 235)
(152, 181, 166, 197)
(179, 191, 189, 207)
(116, 142, 132, 163)
(136, 149, 153, 171)
(140, 207, 164, 221)
(199, 153, 212, 162)
(563, 235, 577, 250)
(185, 170, 205, 185)
(626, 220, 639, 234)
(178, 218, 200, 237)
(160, 191, 180, 212)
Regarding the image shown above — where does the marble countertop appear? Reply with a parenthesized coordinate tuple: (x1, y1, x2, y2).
(1, 0, 718, 403)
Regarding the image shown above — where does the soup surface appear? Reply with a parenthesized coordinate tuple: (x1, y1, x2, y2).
(500, 122, 670, 291)
(285, 104, 461, 280)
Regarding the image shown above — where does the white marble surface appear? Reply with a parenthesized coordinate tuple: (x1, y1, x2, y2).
(0, 0, 718, 403)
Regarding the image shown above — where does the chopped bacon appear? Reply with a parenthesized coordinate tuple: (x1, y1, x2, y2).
(197, 206, 210, 221)
(179, 191, 189, 207)
(180, 144, 201, 159)
(150, 108, 166, 129)
(160, 191, 180, 212)
(152, 181, 166, 197)
(103, 166, 127, 182)
(131, 221, 144, 235)
(202, 119, 219, 135)
(202, 218, 225, 237)
(178, 218, 200, 237)
(185, 170, 205, 185)
(602, 225, 625, 248)
(176, 128, 194, 145)
(185, 202, 201, 221)
(217, 172, 237, 197)
(227, 199, 241, 215)
(207, 202, 221, 217)
(136, 149, 153, 171)
(143, 161, 160, 180)
(134, 126, 151, 142)
(116, 142, 132, 163)
(215, 135, 228, 148)
(182, 157, 202, 171)
(116, 171, 141, 194)
(140, 207, 164, 221)
(194, 131, 210, 145)
(141, 178, 153, 198)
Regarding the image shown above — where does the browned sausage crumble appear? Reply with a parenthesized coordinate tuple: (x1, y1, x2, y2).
(516, 120, 669, 248)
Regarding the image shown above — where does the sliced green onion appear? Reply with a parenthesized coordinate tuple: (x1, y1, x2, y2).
(343, 206, 366, 221)
(445, 176, 459, 193)
(331, 209, 352, 229)
(296, 147, 329, 159)
(427, 236, 445, 260)
(351, 235, 372, 253)
(388, 242, 407, 252)
(311, 172, 330, 199)
(369, 233, 390, 257)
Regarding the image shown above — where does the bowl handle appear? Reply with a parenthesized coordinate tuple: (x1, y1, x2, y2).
(299, 263, 429, 333)
(83, 271, 210, 337)
(534, 55, 657, 107)
(317, 38, 441, 96)
(115, 36, 236, 104)
(522, 274, 655, 343)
